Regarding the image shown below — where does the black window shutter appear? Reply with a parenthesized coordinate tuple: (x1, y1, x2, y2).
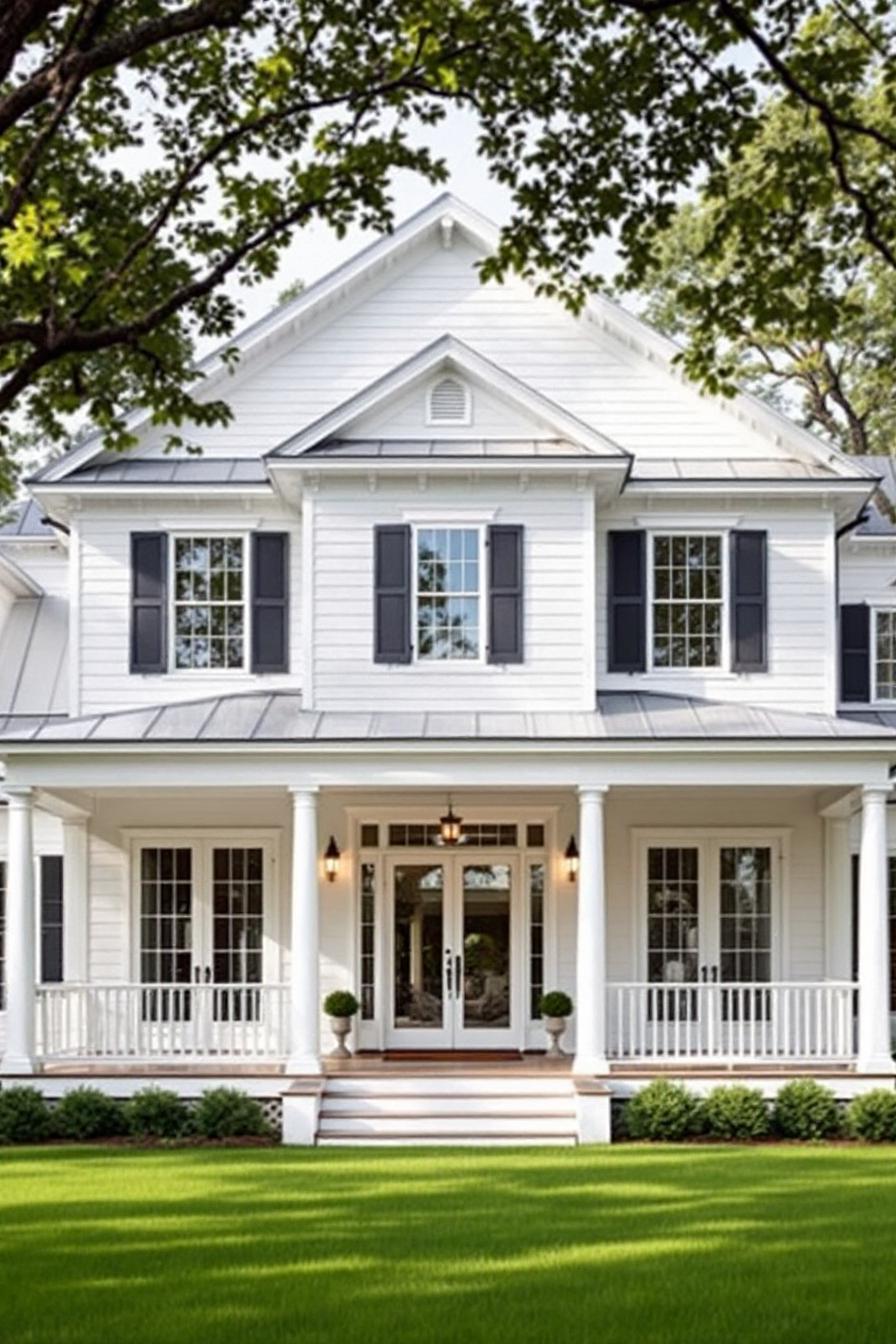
(251, 533, 289, 673)
(130, 533, 167, 673)
(488, 524, 524, 664)
(40, 855, 63, 984)
(840, 603, 871, 702)
(374, 525, 412, 663)
(607, 531, 646, 672)
(730, 530, 768, 672)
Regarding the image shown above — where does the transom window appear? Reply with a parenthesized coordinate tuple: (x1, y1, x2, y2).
(652, 533, 723, 669)
(415, 526, 481, 661)
(874, 610, 896, 701)
(173, 536, 245, 670)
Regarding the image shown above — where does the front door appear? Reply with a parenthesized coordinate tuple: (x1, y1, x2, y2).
(387, 854, 521, 1049)
(642, 839, 776, 1054)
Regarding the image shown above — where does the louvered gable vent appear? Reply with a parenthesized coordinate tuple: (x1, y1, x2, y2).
(428, 375, 469, 425)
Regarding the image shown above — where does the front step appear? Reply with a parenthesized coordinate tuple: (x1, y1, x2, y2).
(316, 1072, 579, 1146)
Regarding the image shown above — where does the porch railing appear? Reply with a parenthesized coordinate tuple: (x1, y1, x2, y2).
(606, 981, 857, 1063)
(37, 983, 290, 1061)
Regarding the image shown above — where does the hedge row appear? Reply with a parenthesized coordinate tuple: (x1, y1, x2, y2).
(0, 1085, 273, 1144)
(621, 1079, 896, 1142)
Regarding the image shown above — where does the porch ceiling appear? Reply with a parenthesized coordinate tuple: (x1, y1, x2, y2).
(1, 689, 894, 746)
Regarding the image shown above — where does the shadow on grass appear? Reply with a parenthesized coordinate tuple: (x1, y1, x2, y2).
(3, 1145, 896, 1344)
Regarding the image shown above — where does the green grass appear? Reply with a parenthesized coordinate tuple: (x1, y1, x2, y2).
(3, 1145, 896, 1344)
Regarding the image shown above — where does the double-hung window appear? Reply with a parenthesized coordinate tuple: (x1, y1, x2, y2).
(173, 536, 246, 671)
(651, 534, 724, 669)
(415, 526, 482, 661)
(874, 609, 896, 702)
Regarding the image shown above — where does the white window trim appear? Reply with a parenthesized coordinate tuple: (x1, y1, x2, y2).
(871, 606, 896, 704)
(167, 531, 252, 675)
(411, 522, 487, 667)
(426, 375, 472, 428)
(646, 529, 730, 674)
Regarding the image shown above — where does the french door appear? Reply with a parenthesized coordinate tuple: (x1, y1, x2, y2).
(386, 853, 523, 1049)
(136, 840, 270, 1041)
(641, 837, 777, 1051)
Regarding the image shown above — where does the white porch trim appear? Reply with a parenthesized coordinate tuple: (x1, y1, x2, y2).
(287, 787, 322, 1074)
(573, 785, 608, 1075)
(857, 784, 894, 1073)
(1, 786, 36, 1074)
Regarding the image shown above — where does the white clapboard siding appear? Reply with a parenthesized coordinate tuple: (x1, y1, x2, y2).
(839, 539, 896, 612)
(311, 478, 591, 712)
(596, 500, 837, 714)
(132, 237, 775, 462)
(76, 498, 302, 714)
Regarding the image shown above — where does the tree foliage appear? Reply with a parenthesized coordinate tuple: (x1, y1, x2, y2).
(628, 98, 896, 456)
(0, 1, 894, 488)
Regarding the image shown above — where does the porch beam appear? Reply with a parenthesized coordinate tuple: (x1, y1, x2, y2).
(286, 786, 322, 1075)
(857, 784, 894, 1074)
(572, 785, 609, 1076)
(1, 786, 36, 1074)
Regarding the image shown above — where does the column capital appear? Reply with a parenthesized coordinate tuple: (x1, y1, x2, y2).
(578, 785, 609, 802)
(861, 784, 892, 805)
(3, 785, 34, 805)
(288, 785, 319, 802)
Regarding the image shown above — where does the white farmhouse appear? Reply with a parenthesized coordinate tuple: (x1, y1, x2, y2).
(1, 195, 894, 1144)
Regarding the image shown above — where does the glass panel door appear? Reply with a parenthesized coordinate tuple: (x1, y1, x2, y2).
(646, 846, 700, 1026)
(460, 863, 511, 1030)
(392, 863, 448, 1042)
(719, 845, 772, 1028)
(139, 846, 193, 1022)
(211, 847, 264, 1024)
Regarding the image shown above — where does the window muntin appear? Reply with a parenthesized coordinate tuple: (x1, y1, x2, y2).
(173, 536, 245, 670)
(652, 534, 723, 669)
(360, 862, 376, 1021)
(529, 861, 545, 1019)
(874, 609, 896, 701)
(415, 527, 481, 661)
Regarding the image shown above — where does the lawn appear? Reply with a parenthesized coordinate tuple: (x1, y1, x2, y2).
(3, 1146, 896, 1344)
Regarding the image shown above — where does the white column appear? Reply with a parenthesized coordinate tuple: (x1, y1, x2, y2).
(62, 817, 89, 983)
(287, 787, 321, 1074)
(823, 816, 852, 982)
(573, 785, 609, 1076)
(1, 787, 36, 1075)
(857, 785, 894, 1074)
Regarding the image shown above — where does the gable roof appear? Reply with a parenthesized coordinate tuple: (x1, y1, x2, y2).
(267, 334, 629, 462)
(31, 192, 878, 487)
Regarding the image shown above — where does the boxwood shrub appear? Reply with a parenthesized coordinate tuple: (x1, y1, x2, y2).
(193, 1087, 270, 1139)
(625, 1079, 704, 1141)
(0, 1086, 52, 1144)
(703, 1085, 770, 1140)
(772, 1079, 841, 1139)
(54, 1087, 127, 1140)
(845, 1089, 896, 1142)
(125, 1087, 193, 1140)
(539, 991, 573, 1018)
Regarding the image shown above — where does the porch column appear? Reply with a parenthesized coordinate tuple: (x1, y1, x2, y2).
(1, 787, 36, 1075)
(857, 784, 894, 1074)
(287, 786, 321, 1075)
(573, 785, 609, 1076)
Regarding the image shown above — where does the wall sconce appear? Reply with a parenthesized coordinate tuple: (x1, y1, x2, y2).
(324, 835, 341, 882)
(564, 835, 579, 882)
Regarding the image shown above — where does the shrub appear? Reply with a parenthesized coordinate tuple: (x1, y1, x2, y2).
(0, 1087, 52, 1144)
(323, 990, 360, 1018)
(625, 1080, 704, 1141)
(772, 1080, 841, 1140)
(125, 1088, 193, 1140)
(846, 1089, 896, 1142)
(54, 1087, 127, 1140)
(193, 1088, 270, 1139)
(703, 1085, 770, 1140)
(539, 991, 573, 1018)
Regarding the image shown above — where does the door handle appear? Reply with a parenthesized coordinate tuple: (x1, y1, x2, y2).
(700, 964, 707, 983)
(455, 954, 462, 1000)
(711, 965, 719, 984)
(204, 965, 211, 984)
(445, 948, 453, 998)
(194, 966, 201, 984)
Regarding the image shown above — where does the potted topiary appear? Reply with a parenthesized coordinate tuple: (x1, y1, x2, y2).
(323, 990, 360, 1058)
(539, 990, 573, 1057)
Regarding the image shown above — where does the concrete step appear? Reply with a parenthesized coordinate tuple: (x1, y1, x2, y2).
(324, 1075, 575, 1098)
(317, 1113, 577, 1137)
(317, 1134, 578, 1147)
(320, 1094, 574, 1117)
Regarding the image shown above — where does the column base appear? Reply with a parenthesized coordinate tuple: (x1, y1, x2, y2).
(285, 1053, 323, 1076)
(1, 1053, 36, 1076)
(572, 1053, 609, 1077)
(856, 1054, 896, 1076)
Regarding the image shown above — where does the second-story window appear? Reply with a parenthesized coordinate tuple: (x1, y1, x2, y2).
(652, 533, 723, 669)
(874, 609, 896, 701)
(173, 536, 246, 670)
(415, 526, 481, 660)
